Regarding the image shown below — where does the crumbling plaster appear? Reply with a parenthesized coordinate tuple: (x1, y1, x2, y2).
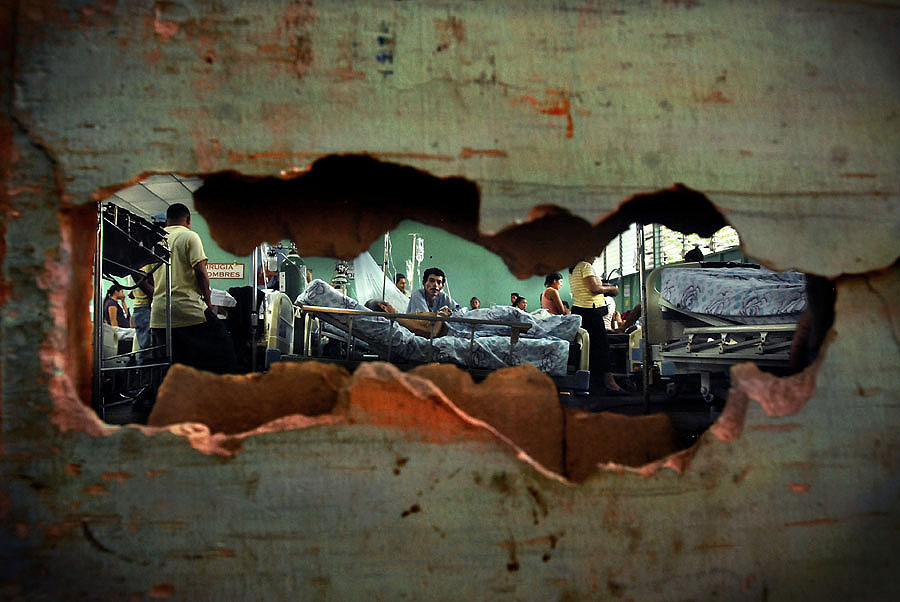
(2, 1, 899, 600)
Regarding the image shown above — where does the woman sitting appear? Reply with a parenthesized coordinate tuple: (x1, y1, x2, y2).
(540, 273, 570, 315)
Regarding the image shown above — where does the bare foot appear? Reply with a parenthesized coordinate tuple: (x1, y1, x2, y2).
(604, 376, 624, 392)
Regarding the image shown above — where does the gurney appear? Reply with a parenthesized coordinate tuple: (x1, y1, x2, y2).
(643, 262, 806, 402)
(276, 280, 591, 391)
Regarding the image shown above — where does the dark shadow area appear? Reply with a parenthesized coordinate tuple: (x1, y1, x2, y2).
(193, 154, 728, 279)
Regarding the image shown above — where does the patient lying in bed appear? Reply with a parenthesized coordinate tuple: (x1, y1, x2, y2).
(364, 299, 448, 339)
(300, 279, 582, 376)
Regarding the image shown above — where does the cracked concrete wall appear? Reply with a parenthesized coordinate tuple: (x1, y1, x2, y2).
(2, 1, 899, 600)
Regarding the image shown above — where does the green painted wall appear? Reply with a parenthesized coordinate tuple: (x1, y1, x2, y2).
(182, 213, 341, 295)
(136, 212, 754, 317)
(191, 214, 568, 310)
(190, 212, 254, 292)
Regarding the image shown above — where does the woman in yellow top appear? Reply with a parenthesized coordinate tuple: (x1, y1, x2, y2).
(568, 259, 625, 394)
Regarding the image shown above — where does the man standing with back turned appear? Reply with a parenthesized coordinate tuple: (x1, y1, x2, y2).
(149, 203, 237, 374)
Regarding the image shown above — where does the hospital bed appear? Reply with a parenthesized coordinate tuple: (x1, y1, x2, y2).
(260, 290, 297, 368)
(274, 280, 590, 391)
(643, 262, 806, 402)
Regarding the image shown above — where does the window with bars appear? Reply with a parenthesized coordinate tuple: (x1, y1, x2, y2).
(598, 225, 741, 277)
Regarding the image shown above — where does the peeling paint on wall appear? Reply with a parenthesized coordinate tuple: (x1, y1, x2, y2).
(2, 1, 899, 600)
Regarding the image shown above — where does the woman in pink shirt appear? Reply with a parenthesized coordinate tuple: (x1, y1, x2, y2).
(540, 273, 570, 315)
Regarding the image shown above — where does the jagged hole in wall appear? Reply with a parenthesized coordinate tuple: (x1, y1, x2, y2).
(89, 155, 833, 482)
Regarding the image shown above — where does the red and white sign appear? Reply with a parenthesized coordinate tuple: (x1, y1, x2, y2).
(207, 263, 245, 279)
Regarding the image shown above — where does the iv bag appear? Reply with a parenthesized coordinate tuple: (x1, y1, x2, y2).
(266, 250, 279, 272)
(415, 236, 424, 262)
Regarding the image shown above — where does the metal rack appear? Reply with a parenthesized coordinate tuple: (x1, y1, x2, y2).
(92, 203, 171, 421)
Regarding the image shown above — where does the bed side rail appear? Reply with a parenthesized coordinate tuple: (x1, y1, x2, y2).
(298, 305, 533, 365)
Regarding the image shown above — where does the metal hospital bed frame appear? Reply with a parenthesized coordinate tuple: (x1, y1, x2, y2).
(266, 303, 591, 392)
(642, 262, 797, 403)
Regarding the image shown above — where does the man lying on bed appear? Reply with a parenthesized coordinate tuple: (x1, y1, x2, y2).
(300, 279, 581, 375)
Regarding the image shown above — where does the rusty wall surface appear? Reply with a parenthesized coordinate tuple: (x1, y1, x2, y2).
(2, 1, 899, 600)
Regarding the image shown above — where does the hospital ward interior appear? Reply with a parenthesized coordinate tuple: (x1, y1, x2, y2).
(93, 172, 828, 480)
(3, 1, 898, 600)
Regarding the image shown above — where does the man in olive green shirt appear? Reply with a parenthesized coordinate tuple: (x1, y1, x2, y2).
(148, 203, 237, 373)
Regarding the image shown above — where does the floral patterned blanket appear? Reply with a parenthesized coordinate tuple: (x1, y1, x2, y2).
(298, 280, 581, 376)
(660, 267, 807, 324)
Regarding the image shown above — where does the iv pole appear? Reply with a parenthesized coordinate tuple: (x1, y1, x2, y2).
(381, 233, 389, 302)
(637, 223, 651, 414)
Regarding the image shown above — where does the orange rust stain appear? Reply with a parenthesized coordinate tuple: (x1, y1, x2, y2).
(788, 482, 811, 493)
(700, 90, 731, 103)
(739, 150, 753, 157)
(7, 185, 44, 196)
(44, 520, 79, 537)
(435, 16, 466, 44)
(83, 483, 110, 495)
(147, 469, 169, 478)
(373, 152, 455, 162)
(749, 423, 803, 431)
(102, 471, 133, 483)
(329, 68, 366, 81)
(148, 583, 175, 599)
(52, 203, 98, 413)
(64, 463, 82, 475)
(42, 212, 115, 436)
(230, 150, 456, 163)
(348, 365, 497, 445)
(459, 148, 508, 159)
(784, 517, 839, 527)
(282, 0, 318, 28)
(153, 16, 179, 42)
(840, 172, 877, 178)
(856, 384, 883, 396)
(743, 573, 757, 592)
(229, 150, 322, 162)
(514, 90, 574, 138)
(256, 43, 286, 55)
(190, 77, 220, 96)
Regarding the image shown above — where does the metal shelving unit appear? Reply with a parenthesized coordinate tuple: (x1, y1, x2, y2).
(92, 203, 172, 421)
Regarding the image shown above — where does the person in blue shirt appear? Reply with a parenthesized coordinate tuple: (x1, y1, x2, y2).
(407, 267, 456, 316)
